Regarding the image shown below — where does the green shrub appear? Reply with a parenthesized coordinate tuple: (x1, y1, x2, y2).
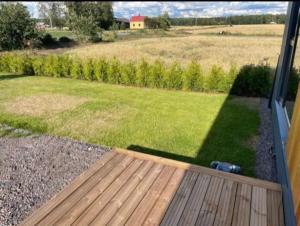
(102, 31, 117, 42)
(137, 59, 150, 87)
(32, 56, 45, 76)
(149, 59, 165, 88)
(107, 57, 121, 84)
(0, 52, 277, 98)
(164, 61, 183, 89)
(20, 55, 34, 75)
(184, 60, 204, 91)
(287, 67, 300, 101)
(58, 55, 72, 77)
(230, 64, 272, 97)
(94, 58, 108, 82)
(225, 64, 239, 92)
(43, 55, 61, 77)
(70, 58, 83, 79)
(206, 65, 226, 92)
(82, 59, 94, 80)
(121, 61, 137, 85)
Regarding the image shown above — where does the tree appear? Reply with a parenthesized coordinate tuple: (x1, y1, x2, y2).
(145, 12, 171, 30)
(65, 2, 113, 30)
(0, 3, 38, 50)
(65, 2, 113, 41)
(37, 2, 66, 28)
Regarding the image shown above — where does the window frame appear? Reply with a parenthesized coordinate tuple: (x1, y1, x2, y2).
(270, 2, 300, 226)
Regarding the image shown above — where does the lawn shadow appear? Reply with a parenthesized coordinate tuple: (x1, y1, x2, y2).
(0, 74, 30, 80)
(127, 64, 274, 177)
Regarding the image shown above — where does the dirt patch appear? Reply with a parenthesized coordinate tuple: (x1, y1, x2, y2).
(3, 94, 88, 117)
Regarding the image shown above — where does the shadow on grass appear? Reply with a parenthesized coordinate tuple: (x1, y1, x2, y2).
(0, 74, 30, 80)
(127, 65, 272, 177)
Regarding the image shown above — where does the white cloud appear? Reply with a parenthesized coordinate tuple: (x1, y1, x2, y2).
(20, 1, 289, 19)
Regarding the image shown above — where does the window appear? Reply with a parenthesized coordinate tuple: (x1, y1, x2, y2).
(138, 23, 141, 27)
(286, 30, 300, 121)
(133, 24, 135, 27)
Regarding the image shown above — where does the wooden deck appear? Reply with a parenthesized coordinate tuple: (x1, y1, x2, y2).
(21, 148, 284, 226)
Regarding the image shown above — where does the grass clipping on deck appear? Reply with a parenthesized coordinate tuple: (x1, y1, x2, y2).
(4, 94, 88, 117)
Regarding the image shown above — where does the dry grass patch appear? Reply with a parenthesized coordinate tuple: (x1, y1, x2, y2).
(171, 24, 284, 36)
(67, 34, 282, 71)
(4, 94, 88, 117)
(51, 105, 135, 138)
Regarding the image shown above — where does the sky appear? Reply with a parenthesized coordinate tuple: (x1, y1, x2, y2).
(21, 1, 289, 19)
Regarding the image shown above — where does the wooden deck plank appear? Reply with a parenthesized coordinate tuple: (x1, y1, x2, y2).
(36, 153, 125, 226)
(177, 174, 211, 226)
(107, 164, 164, 225)
(88, 160, 154, 225)
(20, 149, 284, 226)
(73, 158, 144, 225)
(20, 151, 117, 226)
(196, 176, 224, 226)
(250, 186, 267, 226)
(213, 180, 238, 226)
(114, 148, 282, 191)
(267, 190, 284, 226)
(232, 183, 252, 226)
(52, 155, 134, 226)
(143, 168, 185, 226)
(125, 166, 175, 226)
(160, 170, 199, 226)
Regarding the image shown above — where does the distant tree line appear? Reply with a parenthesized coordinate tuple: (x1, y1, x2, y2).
(170, 14, 286, 26)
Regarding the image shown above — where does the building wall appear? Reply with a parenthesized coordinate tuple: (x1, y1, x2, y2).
(130, 21, 145, 29)
(286, 84, 300, 223)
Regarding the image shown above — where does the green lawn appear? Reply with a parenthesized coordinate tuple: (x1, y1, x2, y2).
(0, 73, 260, 176)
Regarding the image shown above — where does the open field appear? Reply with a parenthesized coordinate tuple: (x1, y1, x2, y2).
(0, 73, 259, 176)
(171, 24, 284, 36)
(9, 25, 285, 71)
(67, 34, 282, 71)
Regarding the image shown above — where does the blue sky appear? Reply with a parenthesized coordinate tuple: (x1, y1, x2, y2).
(21, 1, 289, 19)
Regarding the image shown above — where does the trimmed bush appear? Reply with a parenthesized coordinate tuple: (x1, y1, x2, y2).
(121, 61, 137, 85)
(40, 33, 57, 47)
(70, 58, 83, 79)
(137, 59, 150, 87)
(0, 52, 279, 98)
(32, 56, 45, 76)
(164, 61, 183, 89)
(230, 64, 272, 97)
(107, 57, 121, 84)
(94, 58, 108, 82)
(225, 64, 239, 92)
(59, 36, 72, 43)
(206, 65, 226, 92)
(82, 59, 94, 80)
(184, 60, 204, 91)
(287, 67, 300, 101)
(149, 59, 165, 88)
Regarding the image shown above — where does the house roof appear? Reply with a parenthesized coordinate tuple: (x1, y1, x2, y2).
(130, 16, 145, 22)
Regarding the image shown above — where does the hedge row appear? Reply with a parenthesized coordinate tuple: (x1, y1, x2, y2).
(0, 52, 279, 97)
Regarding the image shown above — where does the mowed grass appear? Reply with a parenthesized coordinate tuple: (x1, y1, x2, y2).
(0, 74, 259, 176)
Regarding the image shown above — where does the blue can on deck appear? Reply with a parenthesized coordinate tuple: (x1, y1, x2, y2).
(210, 161, 242, 174)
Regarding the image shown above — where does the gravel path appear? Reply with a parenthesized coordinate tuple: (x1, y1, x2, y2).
(0, 134, 110, 226)
(255, 98, 277, 182)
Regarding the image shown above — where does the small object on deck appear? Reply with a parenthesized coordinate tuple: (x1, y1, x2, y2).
(210, 161, 242, 174)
